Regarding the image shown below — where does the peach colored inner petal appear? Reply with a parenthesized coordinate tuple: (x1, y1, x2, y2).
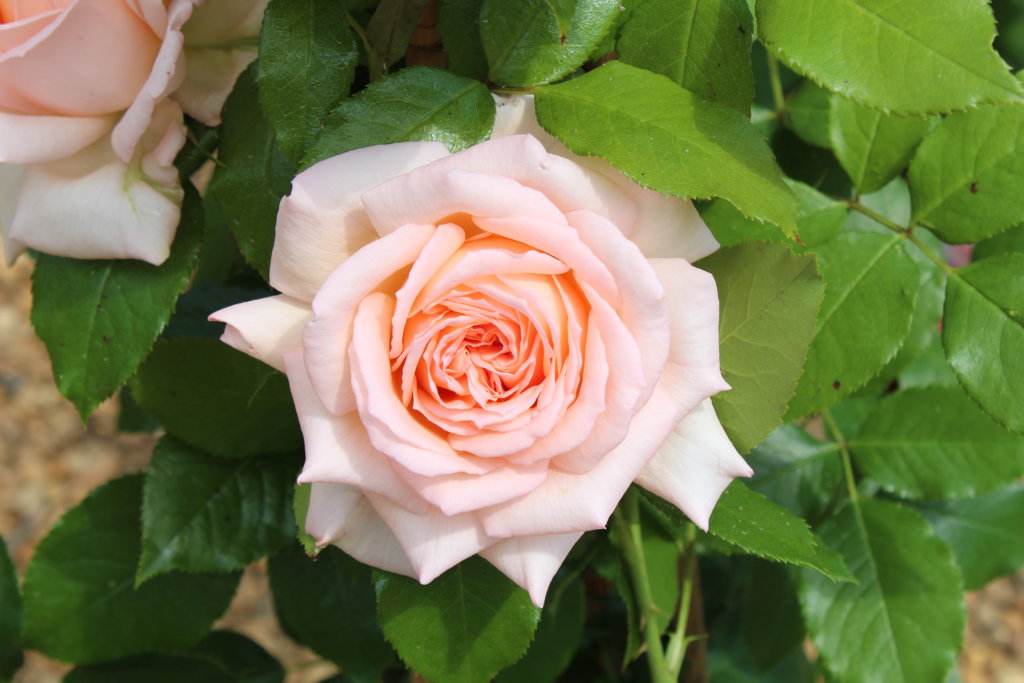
(0, 0, 68, 23)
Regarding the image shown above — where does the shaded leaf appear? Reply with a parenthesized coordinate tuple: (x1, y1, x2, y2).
(746, 424, 842, 521)
(0, 538, 20, 681)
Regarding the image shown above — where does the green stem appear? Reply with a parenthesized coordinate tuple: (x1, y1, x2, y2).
(847, 202, 955, 274)
(664, 524, 698, 677)
(847, 201, 905, 234)
(612, 489, 675, 683)
(823, 410, 859, 504)
(767, 54, 787, 120)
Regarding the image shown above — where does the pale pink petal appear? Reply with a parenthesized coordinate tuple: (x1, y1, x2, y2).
(302, 223, 436, 415)
(283, 352, 430, 514)
(0, 111, 113, 164)
(306, 483, 417, 578)
(174, 46, 256, 125)
(0, 7, 59, 50)
(480, 385, 681, 538)
(270, 141, 450, 301)
(634, 399, 752, 531)
(0, 163, 25, 265)
(362, 166, 567, 237)
(396, 459, 549, 516)
(480, 532, 583, 607)
(209, 294, 311, 373)
(648, 258, 731, 414)
(367, 492, 495, 584)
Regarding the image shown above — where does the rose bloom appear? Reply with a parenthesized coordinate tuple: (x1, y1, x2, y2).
(0, 0, 264, 265)
(211, 95, 752, 606)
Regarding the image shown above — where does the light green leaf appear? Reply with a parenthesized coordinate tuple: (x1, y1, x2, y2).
(376, 557, 541, 683)
(757, 0, 1023, 114)
(268, 543, 395, 679)
(829, 96, 931, 194)
(437, 0, 487, 80)
(481, 0, 622, 86)
(909, 104, 1024, 243)
(699, 242, 823, 452)
(131, 339, 302, 458)
(850, 387, 1024, 499)
(974, 223, 1024, 260)
(21, 476, 239, 664)
(617, 0, 754, 112)
(942, 254, 1024, 433)
(786, 231, 920, 419)
(30, 189, 202, 420)
(537, 61, 797, 233)
(303, 66, 495, 169)
(0, 538, 20, 681)
(137, 437, 298, 584)
(746, 424, 842, 521)
(258, 0, 358, 164)
(709, 482, 853, 581)
(918, 483, 1024, 590)
(785, 80, 832, 149)
(799, 500, 965, 683)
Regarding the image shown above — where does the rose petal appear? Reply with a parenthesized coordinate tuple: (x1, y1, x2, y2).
(396, 458, 550, 516)
(0, 111, 113, 164)
(480, 532, 583, 607)
(209, 294, 311, 373)
(634, 399, 752, 531)
(307, 483, 417, 578)
(173, 45, 256, 125)
(0, 163, 25, 265)
(271, 141, 450, 301)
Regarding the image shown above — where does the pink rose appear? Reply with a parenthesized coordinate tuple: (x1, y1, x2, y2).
(0, 0, 264, 265)
(211, 95, 752, 605)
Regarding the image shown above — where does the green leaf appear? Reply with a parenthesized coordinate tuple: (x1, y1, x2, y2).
(699, 242, 823, 452)
(258, 0, 358, 164)
(21, 475, 239, 664)
(303, 66, 495, 169)
(375, 557, 541, 683)
(740, 561, 805, 673)
(30, 189, 202, 420)
(268, 543, 395, 679)
(974, 223, 1024, 260)
(829, 97, 931, 194)
(137, 437, 298, 584)
(131, 339, 302, 458)
(494, 574, 585, 683)
(757, 0, 1024, 114)
(785, 80, 832, 149)
(942, 254, 1024, 433)
(786, 231, 920, 419)
(709, 481, 853, 581)
(909, 104, 1024, 243)
(746, 424, 842, 521)
(291, 484, 318, 555)
(850, 386, 1024, 500)
(617, 0, 754, 113)
(918, 483, 1024, 590)
(537, 61, 797, 233)
(186, 631, 285, 683)
(207, 63, 296, 280)
(799, 500, 965, 683)
(365, 0, 432, 78)
(0, 538, 21, 681)
(437, 0, 487, 80)
(481, 0, 622, 86)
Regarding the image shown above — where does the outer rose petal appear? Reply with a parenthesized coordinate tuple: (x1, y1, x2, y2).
(306, 483, 417, 578)
(0, 163, 25, 265)
(634, 399, 753, 531)
(271, 141, 450, 301)
(0, 111, 113, 164)
(480, 532, 583, 607)
(209, 294, 311, 373)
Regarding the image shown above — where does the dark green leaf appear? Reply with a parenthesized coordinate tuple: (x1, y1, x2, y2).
(481, 0, 622, 86)
(746, 424, 842, 521)
(64, 655, 235, 683)
(974, 223, 1024, 260)
(131, 339, 302, 458)
(269, 543, 394, 679)
(741, 561, 805, 672)
(850, 386, 1024, 499)
(910, 104, 1024, 242)
(785, 80, 832, 149)
(786, 231, 920, 419)
(709, 481, 852, 581)
(0, 538, 21, 681)
(137, 437, 298, 584)
(700, 242, 823, 452)
(376, 557, 541, 683)
(757, 0, 1024, 114)
(942, 254, 1024, 432)
(918, 483, 1024, 590)
(30, 189, 202, 420)
(829, 97, 931, 194)
(799, 500, 965, 683)
(207, 63, 296, 280)
(186, 630, 285, 683)
(22, 476, 239, 664)
(365, 0, 431, 78)
(437, 0, 487, 80)
(117, 386, 160, 434)
(303, 66, 495, 169)
(617, 0, 754, 113)
(258, 0, 358, 164)
(537, 61, 797, 233)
